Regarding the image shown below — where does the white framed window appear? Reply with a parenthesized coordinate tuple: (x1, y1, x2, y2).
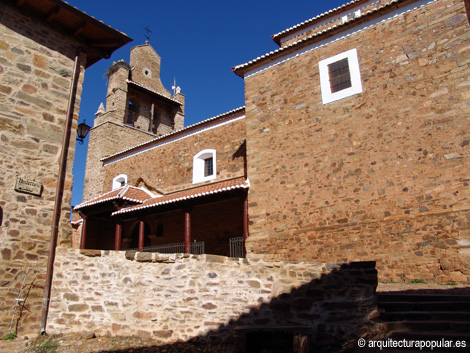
(319, 48, 362, 104)
(193, 149, 216, 184)
(112, 174, 127, 189)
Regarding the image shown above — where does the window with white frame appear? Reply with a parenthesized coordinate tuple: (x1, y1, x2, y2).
(112, 174, 127, 189)
(319, 48, 362, 104)
(193, 149, 216, 184)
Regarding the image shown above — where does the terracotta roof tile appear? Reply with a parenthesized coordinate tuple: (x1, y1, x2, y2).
(113, 177, 250, 216)
(74, 185, 153, 211)
(271, 0, 362, 41)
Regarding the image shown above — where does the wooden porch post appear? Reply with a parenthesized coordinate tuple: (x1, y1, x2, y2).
(149, 103, 154, 133)
(243, 193, 249, 240)
(80, 214, 87, 249)
(114, 219, 122, 251)
(138, 220, 145, 252)
(184, 209, 191, 253)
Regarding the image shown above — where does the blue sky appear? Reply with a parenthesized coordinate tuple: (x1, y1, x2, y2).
(70, 0, 349, 205)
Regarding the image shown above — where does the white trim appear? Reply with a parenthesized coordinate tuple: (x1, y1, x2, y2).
(193, 149, 217, 184)
(279, 2, 373, 44)
(241, 0, 436, 79)
(103, 113, 245, 166)
(112, 174, 128, 190)
(319, 48, 362, 104)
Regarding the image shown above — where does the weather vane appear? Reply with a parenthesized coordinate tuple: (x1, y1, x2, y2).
(144, 26, 152, 43)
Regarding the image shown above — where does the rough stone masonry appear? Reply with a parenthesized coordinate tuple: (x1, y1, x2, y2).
(48, 248, 378, 347)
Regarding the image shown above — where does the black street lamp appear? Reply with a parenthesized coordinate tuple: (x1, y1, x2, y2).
(77, 120, 91, 144)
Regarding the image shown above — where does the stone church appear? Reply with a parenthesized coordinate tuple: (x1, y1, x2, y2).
(44, 0, 470, 344)
(76, 0, 470, 284)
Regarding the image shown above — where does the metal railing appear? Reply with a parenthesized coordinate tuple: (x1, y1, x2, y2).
(138, 241, 205, 254)
(129, 237, 244, 257)
(229, 237, 245, 258)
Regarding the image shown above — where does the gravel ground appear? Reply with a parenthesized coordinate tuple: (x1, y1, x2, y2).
(1, 282, 468, 353)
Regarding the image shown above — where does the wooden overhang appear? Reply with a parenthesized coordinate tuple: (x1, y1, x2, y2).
(2, 0, 132, 68)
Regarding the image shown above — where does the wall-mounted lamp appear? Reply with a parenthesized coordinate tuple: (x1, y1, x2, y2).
(77, 120, 91, 144)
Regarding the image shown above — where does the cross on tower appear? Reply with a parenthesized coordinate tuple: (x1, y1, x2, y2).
(144, 26, 152, 43)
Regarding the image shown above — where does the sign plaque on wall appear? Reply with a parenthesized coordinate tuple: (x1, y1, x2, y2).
(15, 177, 43, 197)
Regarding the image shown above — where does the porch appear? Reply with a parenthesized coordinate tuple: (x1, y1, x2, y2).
(77, 177, 249, 258)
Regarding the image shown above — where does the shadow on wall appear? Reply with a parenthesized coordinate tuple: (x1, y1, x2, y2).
(97, 261, 378, 353)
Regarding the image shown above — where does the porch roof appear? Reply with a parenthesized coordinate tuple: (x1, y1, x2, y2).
(74, 185, 154, 211)
(112, 177, 250, 216)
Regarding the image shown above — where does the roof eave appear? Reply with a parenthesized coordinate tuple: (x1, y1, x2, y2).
(271, 0, 368, 45)
(234, 0, 409, 78)
(5, 0, 133, 68)
(101, 106, 245, 163)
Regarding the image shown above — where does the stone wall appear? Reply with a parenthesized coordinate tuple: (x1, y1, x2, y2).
(82, 122, 155, 201)
(244, 0, 470, 282)
(0, 3, 86, 334)
(103, 115, 246, 194)
(48, 248, 377, 348)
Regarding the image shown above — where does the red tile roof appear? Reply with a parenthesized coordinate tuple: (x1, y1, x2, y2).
(113, 177, 250, 216)
(74, 185, 153, 211)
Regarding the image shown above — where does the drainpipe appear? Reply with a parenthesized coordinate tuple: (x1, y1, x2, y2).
(40, 50, 82, 335)
(465, 0, 470, 25)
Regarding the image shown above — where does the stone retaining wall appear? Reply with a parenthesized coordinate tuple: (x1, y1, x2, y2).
(48, 248, 377, 347)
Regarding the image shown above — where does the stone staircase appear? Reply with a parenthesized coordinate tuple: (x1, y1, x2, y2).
(376, 291, 470, 352)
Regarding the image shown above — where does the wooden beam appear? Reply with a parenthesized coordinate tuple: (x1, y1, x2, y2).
(138, 220, 145, 252)
(80, 215, 87, 249)
(150, 103, 154, 133)
(184, 210, 191, 253)
(74, 23, 87, 37)
(114, 220, 122, 251)
(46, 6, 61, 23)
(243, 192, 249, 240)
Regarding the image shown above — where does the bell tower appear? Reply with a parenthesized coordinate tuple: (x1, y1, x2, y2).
(82, 43, 185, 201)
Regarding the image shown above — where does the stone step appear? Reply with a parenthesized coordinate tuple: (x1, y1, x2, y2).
(381, 311, 470, 322)
(378, 300, 470, 312)
(384, 320, 470, 333)
(378, 293, 470, 303)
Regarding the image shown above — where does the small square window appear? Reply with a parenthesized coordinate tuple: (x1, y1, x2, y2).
(204, 157, 213, 177)
(328, 58, 352, 93)
(319, 48, 362, 104)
